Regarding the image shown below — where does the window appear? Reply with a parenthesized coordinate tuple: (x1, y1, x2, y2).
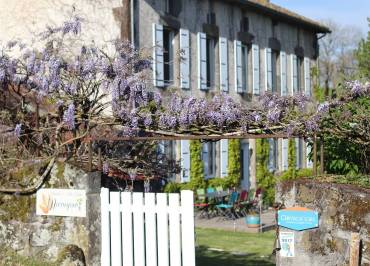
(241, 44, 249, 92)
(165, 0, 175, 15)
(240, 17, 249, 32)
(298, 56, 304, 92)
(271, 50, 278, 92)
(163, 28, 175, 86)
(203, 142, 216, 179)
(206, 37, 216, 88)
(207, 12, 216, 25)
(268, 139, 278, 172)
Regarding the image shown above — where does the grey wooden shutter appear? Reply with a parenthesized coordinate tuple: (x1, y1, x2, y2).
(197, 32, 207, 90)
(220, 139, 228, 178)
(152, 23, 164, 87)
(304, 57, 311, 96)
(280, 51, 287, 96)
(219, 37, 229, 92)
(180, 140, 190, 182)
(234, 40, 243, 93)
(265, 48, 273, 91)
(252, 44, 260, 95)
(281, 139, 288, 171)
(202, 143, 209, 178)
(180, 28, 190, 89)
(291, 54, 298, 94)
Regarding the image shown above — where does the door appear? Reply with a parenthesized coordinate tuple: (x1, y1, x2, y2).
(240, 142, 250, 190)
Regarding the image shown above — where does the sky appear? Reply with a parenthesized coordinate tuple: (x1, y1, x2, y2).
(272, 0, 369, 35)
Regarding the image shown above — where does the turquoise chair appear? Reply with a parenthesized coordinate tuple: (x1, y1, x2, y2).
(216, 191, 239, 220)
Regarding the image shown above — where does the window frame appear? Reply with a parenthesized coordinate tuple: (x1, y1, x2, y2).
(163, 28, 175, 86)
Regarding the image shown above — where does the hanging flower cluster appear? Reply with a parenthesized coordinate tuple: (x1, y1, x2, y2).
(0, 15, 369, 183)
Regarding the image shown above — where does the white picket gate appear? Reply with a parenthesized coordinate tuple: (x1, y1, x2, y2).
(100, 188, 196, 266)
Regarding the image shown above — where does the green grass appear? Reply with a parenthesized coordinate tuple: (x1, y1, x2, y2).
(196, 228, 275, 266)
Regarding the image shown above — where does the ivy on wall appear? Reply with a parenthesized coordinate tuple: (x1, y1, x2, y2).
(256, 139, 275, 206)
(227, 139, 241, 188)
(286, 138, 297, 180)
(189, 140, 206, 190)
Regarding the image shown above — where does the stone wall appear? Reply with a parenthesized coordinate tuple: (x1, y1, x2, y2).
(275, 179, 370, 266)
(0, 163, 101, 265)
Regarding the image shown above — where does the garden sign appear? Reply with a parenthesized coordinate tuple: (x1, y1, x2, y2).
(278, 207, 319, 231)
(36, 189, 86, 217)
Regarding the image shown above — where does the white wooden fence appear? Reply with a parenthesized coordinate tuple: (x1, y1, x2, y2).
(100, 188, 196, 266)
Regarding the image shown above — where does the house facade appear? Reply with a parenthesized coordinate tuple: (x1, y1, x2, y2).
(0, 0, 329, 189)
(135, 0, 329, 188)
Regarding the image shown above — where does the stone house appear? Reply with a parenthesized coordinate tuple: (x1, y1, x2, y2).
(0, 0, 330, 190)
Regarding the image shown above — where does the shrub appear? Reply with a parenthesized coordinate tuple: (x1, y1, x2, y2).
(256, 139, 275, 206)
(227, 139, 241, 188)
(189, 140, 207, 190)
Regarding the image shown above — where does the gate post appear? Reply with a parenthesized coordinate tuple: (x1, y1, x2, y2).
(84, 171, 102, 265)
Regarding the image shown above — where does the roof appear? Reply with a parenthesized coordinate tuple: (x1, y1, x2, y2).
(225, 0, 331, 33)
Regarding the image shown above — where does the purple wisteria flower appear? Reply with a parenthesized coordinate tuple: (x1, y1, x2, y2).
(14, 124, 22, 138)
(63, 103, 75, 130)
(317, 102, 330, 114)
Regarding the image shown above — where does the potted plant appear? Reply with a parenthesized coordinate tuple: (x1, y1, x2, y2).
(245, 210, 260, 228)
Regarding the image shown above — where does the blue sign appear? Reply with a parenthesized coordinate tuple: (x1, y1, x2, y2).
(278, 207, 319, 231)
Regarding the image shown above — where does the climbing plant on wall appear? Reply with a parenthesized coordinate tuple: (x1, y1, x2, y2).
(287, 139, 297, 179)
(256, 139, 275, 206)
(227, 139, 241, 188)
(189, 140, 206, 190)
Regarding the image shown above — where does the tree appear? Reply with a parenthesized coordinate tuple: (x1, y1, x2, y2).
(356, 18, 370, 79)
(189, 140, 206, 190)
(319, 20, 363, 98)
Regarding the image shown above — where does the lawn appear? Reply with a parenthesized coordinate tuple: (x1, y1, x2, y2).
(196, 228, 275, 266)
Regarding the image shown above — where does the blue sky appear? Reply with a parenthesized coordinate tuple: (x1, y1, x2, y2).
(272, 0, 369, 34)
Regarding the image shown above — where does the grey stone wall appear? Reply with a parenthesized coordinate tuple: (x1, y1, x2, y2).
(0, 163, 101, 265)
(275, 179, 370, 266)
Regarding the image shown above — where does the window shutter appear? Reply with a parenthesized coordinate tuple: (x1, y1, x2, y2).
(220, 139, 228, 178)
(180, 140, 190, 182)
(304, 57, 311, 96)
(152, 23, 164, 87)
(291, 54, 298, 94)
(265, 48, 273, 92)
(219, 37, 229, 92)
(306, 141, 313, 168)
(234, 40, 243, 93)
(180, 28, 190, 89)
(280, 51, 287, 96)
(252, 44, 260, 95)
(281, 139, 288, 171)
(268, 138, 275, 172)
(202, 143, 209, 178)
(295, 138, 300, 169)
(197, 32, 207, 90)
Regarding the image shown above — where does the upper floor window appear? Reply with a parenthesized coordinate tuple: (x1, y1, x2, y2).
(240, 17, 249, 32)
(241, 44, 249, 92)
(206, 37, 216, 88)
(163, 28, 175, 86)
(165, 0, 174, 15)
(292, 54, 303, 93)
(266, 48, 279, 92)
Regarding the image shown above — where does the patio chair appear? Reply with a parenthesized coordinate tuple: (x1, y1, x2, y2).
(194, 189, 209, 218)
(234, 190, 249, 217)
(215, 191, 239, 220)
